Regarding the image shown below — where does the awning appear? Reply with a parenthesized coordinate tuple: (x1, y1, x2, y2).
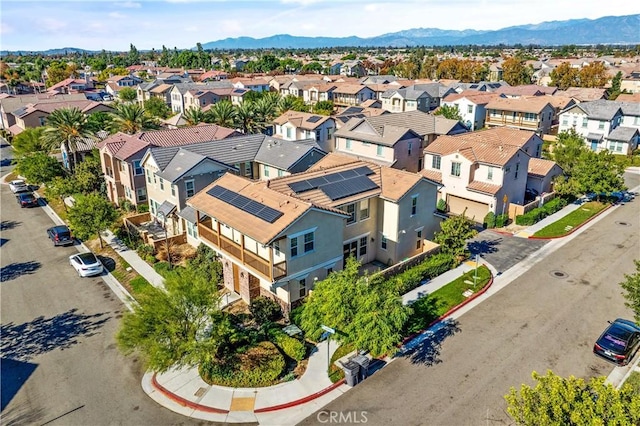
(586, 132, 603, 141)
(177, 205, 197, 224)
(157, 200, 176, 218)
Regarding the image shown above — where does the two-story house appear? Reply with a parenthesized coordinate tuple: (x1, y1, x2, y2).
(340, 61, 366, 77)
(169, 81, 235, 113)
(331, 84, 376, 107)
(409, 83, 457, 111)
(441, 91, 504, 130)
(485, 96, 556, 135)
(380, 87, 431, 113)
(303, 83, 337, 104)
(421, 128, 550, 222)
(105, 74, 143, 98)
(254, 138, 326, 181)
(272, 110, 336, 153)
(98, 124, 240, 207)
(0, 93, 87, 131)
(231, 77, 271, 93)
(188, 153, 440, 312)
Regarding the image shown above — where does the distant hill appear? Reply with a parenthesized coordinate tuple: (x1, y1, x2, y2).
(1, 47, 94, 56)
(201, 14, 640, 49)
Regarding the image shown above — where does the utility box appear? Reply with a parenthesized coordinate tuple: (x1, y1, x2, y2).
(340, 361, 360, 387)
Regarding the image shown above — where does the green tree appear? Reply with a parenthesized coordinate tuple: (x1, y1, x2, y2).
(608, 71, 623, 100)
(117, 267, 223, 372)
(313, 100, 334, 115)
(186, 244, 223, 285)
(11, 127, 46, 156)
(110, 103, 158, 134)
(578, 61, 609, 88)
(183, 107, 207, 126)
(41, 107, 95, 171)
(552, 129, 588, 176)
(67, 192, 118, 248)
(434, 104, 463, 121)
(44, 175, 76, 212)
(45, 61, 72, 86)
(234, 102, 263, 134)
(86, 111, 114, 134)
(250, 297, 282, 338)
(550, 62, 580, 90)
(14, 152, 64, 184)
(620, 260, 640, 324)
(118, 87, 137, 103)
(72, 150, 104, 194)
(278, 95, 308, 115)
(144, 97, 171, 119)
(433, 214, 477, 258)
(127, 43, 140, 66)
(207, 100, 236, 128)
(572, 150, 626, 198)
(501, 57, 533, 86)
(97, 67, 130, 82)
(505, 370, 640, 425)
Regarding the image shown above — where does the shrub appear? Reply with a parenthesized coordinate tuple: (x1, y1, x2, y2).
(145, 254, 157, 264)
(386, 253, 456, 295)
(136, 243, 154, 257)
(289, 304, 305, 325)
(130, 276, 152, 293)
(153, 261, 171, 277)
(199, 341, 285, 387)
(269, 329, 306, 361)
(436, 198, 447, 212)
(483, 211, 496, 228)
(495, 214, 509, 228)
(541, 197, 567, 215)
(250, 296, 282, 326)
(137, 203, 149, 213)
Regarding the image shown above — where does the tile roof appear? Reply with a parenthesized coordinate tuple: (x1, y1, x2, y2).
(332, 83, 371, 95)
(136, 124, 238, 146)
(443, 91, 503, 104)
(528, 157, 560, 177)
(255, 138, 324, 170)
(485, 96, 553, 113)
(466, 181, 502, 195)
(150, 84, 172, 94)
(607, 126, 639, 142)
(615, 93, 640, 103)
(273, 110, 333, 130)
(419, 169, 443, 184)
(555, 87, 607, 102)
(98, 133, 151, 160)
(334, 118, 418, 147)
(494, 85, 548, 96)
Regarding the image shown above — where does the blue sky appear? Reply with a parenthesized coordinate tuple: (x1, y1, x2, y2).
(1, 1, 638, 52)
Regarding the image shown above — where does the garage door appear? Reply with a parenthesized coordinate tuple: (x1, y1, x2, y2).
(447, 195, 489, 223)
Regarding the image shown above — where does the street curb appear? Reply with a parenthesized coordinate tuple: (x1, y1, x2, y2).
(254, 379, 346, 413)
(151, 373, 229, 414)
(528, 203, 615, 240)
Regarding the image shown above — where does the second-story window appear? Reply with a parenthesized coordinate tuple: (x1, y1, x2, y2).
(515, 163, 520, 179)
(376, 145, 383, 157)
(467, 105, 473, 114)
(411, 195, 418, 215)
(264, 166, 270, 178)
(159, 178, 164, 191)
(598, 120, 605, 130)
(133, 160, 143, 176)
(290, 237, 298, 257)
(432, 155, 441, 170)
(582, 117, 588, 128)
(171, 185, 176, 197)
(146, 169, 151, 183)
(345, 203, 356, 225)
(408, 142, 412, 156)
(451, 162, 461, 177)
(487, 167, 493, 181)
(346, 139, 352, 150)
(359, 199, 370, 220)
(303, 232, 314, 253)
(185, 180, 195, 198)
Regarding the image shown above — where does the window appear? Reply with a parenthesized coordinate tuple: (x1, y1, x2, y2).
(132, 160, 143, 176)
(381, 235, 387, 250)
(120, 161, 126, 172)
(345, 203, 356, 225)
(582, 117, 588, 128)
(264, 165, 270, 177)
(278, 169, 284, 177)
(146, 169, 151, 183)
(125, 186, 131, 198)
(359, 237, 367, 256)
(524, 112, 536, 121)
(286, 127, 292, 138)
(359, 199, 370, 220)
(432, 155, 441, 170)
(487, 167, 493, 181)
(303, 232, 314, 253)
(451, 162, 461, 177)
(187, 221, 198, 238)
(376, 145, 383, 157)
(185, 180, 195, 198)
(411, 195, 418, 215)
(299, 278, 307, 298)
(39, 116, 46, 126)
(274, 240, 281, 256)
(599, 121, 605, 130)
(535, 144, 542, 157)
(171, 185, 176, 197)
(408, 142, 412, 156)
(362, 141, 370, 147)
(515, 162, 520, 179)
(136, 188, 147, 202)
(467, 105, 473, 114)
(562, 117, 568, 126)
(416, 229, 423, 250)
(315, 129, 321, 142)
(290, 237, 298, 257)
(505, 166, 511, 174)
(346, 139, 352, 150)
(616, 143, 623, 152)
(159, 178, 164, 190)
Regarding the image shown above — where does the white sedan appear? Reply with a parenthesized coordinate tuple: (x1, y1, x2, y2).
(69, 252, 104, 277)
(9, 179, 28, 193)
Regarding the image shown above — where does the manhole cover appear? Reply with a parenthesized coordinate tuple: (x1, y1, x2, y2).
(550, 270, 568, 279)
(615, 221, 631, 227)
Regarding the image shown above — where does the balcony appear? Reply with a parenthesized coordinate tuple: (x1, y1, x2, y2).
(197, 221, 287, 281)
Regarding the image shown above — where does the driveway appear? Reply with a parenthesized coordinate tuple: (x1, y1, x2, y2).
(467, 229, 548, 274)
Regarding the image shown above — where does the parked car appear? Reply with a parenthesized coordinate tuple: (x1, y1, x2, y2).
(16, 192, 38, 207)
(69, 252, 104, 277)
(593, 318, 640, 366)
(9, 179, 28, 193)
(47, 225, 74, 246)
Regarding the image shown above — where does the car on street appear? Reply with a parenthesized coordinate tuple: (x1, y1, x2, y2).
(47, 225, 74, 246)
(9, 179, 28, 193)
(16, 192, 38, 207)
(69, 252, 104, 277)
(593, 318, 640, 366)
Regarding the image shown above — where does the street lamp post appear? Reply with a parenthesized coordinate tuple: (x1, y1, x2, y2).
(157, 211, 172, 269)
(321, 325, 336, 373)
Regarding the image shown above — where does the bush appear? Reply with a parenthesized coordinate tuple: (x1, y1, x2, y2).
(541, 197, 567, 215)
(199, 341, 285, 387)
(130, 276, 152, 293)
(137, 203, 149, 213)
(250, 296, 282, 326)
(495, 214, 509, 228)
(436, 198, 447, 212)
(153, 261, 171, 277)
(386, 253, 456, 295)
(145, 254, 157, 264)
(289, 304, 305, 325)
(269, 329, 306, 361)
(483, 211, 496, 228)
(515, 197, 568, 226)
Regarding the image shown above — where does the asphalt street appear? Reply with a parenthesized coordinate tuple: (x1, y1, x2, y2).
(300, 172, 640, 426)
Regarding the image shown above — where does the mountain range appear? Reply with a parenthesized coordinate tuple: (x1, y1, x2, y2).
(201, 14, 640, 49)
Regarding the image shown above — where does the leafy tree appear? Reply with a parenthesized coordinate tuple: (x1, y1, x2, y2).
(572, 150, 626, 198)
(207, 100, 236, 128)
(41, 107, 96, 170)
(127, 43, 140, 66)
(14, 152, 64, 184)
(97, 67, 130, 82)
(67, 192, 118, 248)
(278, 95, 308, 115)
(45, 61, 72, 86)
(552, 129, 588, 176)
(433, 213, 477, 258)
(301, 61, 323, 74)
(434, 104, 463, 121)
(44, 175, 76, 212)
(186, 243, 223, 285)
(118, 87, 137, 103)
(234, 102, 264, 134)
(250, 297, 282, 337)
(501, 57, 533, 86)
(117, 267, 223, 372)
(144, 97, 171, 119)
(505, 370, 640, 425)
(608, 71, 623, 100)
(11, 127, 46, 156)
(110, 103, 158, 134)
(183, 107, 207, 125)
(620, 260, 640, 324)
(313, 100, 334, 115)
(578, 61, 609, 88)
(72, 151, 104, 194)
(86, 111, 114, 134)
(550, 62, 580, 90)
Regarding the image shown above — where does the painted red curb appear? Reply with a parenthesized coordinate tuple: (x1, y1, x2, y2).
(151, 373, 229, 414)
(254, 379, 346, 413)
(528, 203, 614, 240)
(490, 229, 515, 236)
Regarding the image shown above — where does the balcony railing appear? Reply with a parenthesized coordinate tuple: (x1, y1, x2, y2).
(197, 222, 286, 281)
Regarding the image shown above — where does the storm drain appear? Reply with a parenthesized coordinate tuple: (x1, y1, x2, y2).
(550, 270, 568, 279)
(615, 221, 631, 227)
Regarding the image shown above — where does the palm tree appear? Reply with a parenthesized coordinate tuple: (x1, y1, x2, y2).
(206, 100, 236, 128)
(183, 106, 207, 126)
(110, 103, 158, 134)
(41, 107, 96, 171)
(277, 95, 308, 116)
(234, 102, 265, 134)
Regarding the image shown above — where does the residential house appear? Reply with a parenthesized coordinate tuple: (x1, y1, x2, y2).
(488, 63, 503, 82)
(441, 91, 504, 130)
(47, 76, 94, 94)
(254, 138, 326, 180)
(136, 75, 193, 105)
(169, 81, 234, 113)
(0, 93, 87, 131)
(331, 84, 376, 107)
(97, 124, 240, 206)
(485, 96, 556, 135)
(340, 61, 366, 77)
(557, 99, 640, 154)
(526, 158, 564, 196)
(105, 75, 143, 98)
(620, 70, 640, 93)
(380, 87, 431, 113)
(421, 128, 548, 222)
(188, 153, 440, 311)
(231, 77, 270, 93)
(555, 87, 608, 102)
(273, 110, 336, 153)
(199, 70, 229, 82)
(303, 83, 337, 104)
(408, 83, 457, 111)
(449, 81, 507, 93)
(494, 84, 557, 98)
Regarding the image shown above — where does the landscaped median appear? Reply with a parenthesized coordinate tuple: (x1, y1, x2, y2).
(530, 201, 610, 239)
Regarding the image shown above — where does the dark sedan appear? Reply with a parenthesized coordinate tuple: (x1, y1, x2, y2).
(47, 225, 74, 246)
(593, 318, 640, 366)
(16, 192, 38, 208)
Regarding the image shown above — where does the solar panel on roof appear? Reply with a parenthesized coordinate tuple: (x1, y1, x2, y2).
(306, 115, 322, 123)
(289, 180, 314, 193)
(307, 176, 329, 187)
(206, 185, 283, 223)
(320, 175, 379, 201)
(338, 169, 358, 179)
(353, 166, 374, 176)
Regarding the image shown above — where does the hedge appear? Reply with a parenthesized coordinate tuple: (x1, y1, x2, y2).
(495, 213, 509, 228)
(515, 197, 568, 226)
(385, 253, 456, 295)
(269, 329, 306, 361)
(483, 211, 496, 228)
(199, 341, 285, 387)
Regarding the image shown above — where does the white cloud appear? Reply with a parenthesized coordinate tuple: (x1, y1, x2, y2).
(118, 1, 141, 8)
(280, 0, 321, 5)
(39, 18, 68, 32)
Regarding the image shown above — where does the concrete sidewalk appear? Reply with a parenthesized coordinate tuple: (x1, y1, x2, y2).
(513, 202, 583, 238)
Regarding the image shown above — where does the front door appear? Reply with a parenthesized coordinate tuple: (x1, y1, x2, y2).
(232, 263, 240, 293)
(343, 241, 357, 265)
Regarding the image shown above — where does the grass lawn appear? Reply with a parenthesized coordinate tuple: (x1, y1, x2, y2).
(328, 342, 355, 383)
(532, 201, 607, 238)
(624, 371, 640, 395)
(428, 266, 492, 317)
